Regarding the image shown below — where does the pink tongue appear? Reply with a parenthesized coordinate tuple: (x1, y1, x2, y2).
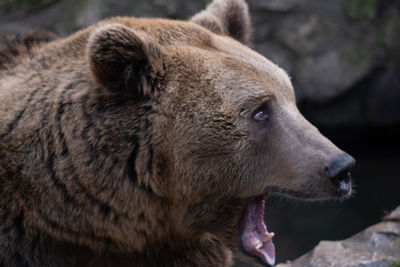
(240, 196, 275, 266)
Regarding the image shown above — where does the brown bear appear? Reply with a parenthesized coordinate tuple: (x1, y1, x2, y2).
(0, 0, 355, 266)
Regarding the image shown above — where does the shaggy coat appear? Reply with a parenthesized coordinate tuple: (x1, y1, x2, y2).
(0, 0, 354, 266)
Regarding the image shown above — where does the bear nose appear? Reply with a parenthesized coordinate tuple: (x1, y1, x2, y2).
(325, 153, 356, 193)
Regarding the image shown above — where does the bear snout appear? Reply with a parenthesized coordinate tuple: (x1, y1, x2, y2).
(324, 153, 356, 196)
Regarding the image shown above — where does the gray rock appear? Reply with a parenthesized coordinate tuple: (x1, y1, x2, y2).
(248, 0, 298, 12)
(276, 206, 400, 267)
(275, 14, 340, 55)
(0, 0, 57, 15)
(296, 42, 373, 103)
(256, 41, 294, 75)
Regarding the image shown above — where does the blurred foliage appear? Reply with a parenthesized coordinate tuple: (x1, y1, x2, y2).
(345, 0, 379, 19)
(0, 0, 58, 14)
(59, 0, 88, 34)
(339, 43, 371, 71)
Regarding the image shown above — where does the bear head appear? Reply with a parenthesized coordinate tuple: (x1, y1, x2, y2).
(84, 0, 355, 265)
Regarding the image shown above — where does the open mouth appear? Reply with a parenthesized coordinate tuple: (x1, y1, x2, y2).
(240, 195, 275, 266)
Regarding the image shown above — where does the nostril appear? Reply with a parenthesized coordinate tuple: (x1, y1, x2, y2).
(325, 153, 356, 182)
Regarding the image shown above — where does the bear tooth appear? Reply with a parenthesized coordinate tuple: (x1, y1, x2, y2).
(254, 239, 263, 249)
(262, 232, 275, 243)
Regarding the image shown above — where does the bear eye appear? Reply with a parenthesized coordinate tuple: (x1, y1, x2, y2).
(252, 105, 269, 121)
(253, 110, 268, 121)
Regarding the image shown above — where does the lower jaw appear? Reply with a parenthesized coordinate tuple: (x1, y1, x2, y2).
(239, 195, 275, 266)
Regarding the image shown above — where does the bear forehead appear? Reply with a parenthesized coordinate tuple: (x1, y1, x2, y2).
(111, 17, 215, 47)
(204, 38, 295, 105)
(179, 30, 295, 105)
(111, 17, 294, 103)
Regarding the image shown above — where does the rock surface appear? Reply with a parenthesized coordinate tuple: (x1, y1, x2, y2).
(276, 206, 400, 267)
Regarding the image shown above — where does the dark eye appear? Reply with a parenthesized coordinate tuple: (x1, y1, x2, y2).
(253, 110, 268, 121)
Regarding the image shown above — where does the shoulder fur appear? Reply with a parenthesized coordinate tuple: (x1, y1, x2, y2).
(0, 29, 57, 70)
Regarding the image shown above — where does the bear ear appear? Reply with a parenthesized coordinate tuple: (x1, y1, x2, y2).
(190, 0, 252, 45)
(87, 23, 164, 98)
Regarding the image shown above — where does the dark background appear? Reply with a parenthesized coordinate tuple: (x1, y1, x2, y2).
(1, 0, 399, 265)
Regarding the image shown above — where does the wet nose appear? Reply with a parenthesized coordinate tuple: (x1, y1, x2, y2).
(325, 153, 356, 192)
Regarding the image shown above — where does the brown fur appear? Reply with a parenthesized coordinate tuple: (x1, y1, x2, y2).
(0, 29, 57, 70)
(0, 1, 351, 266)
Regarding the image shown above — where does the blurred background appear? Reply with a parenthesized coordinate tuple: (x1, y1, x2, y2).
(1, 0, 399, 265)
